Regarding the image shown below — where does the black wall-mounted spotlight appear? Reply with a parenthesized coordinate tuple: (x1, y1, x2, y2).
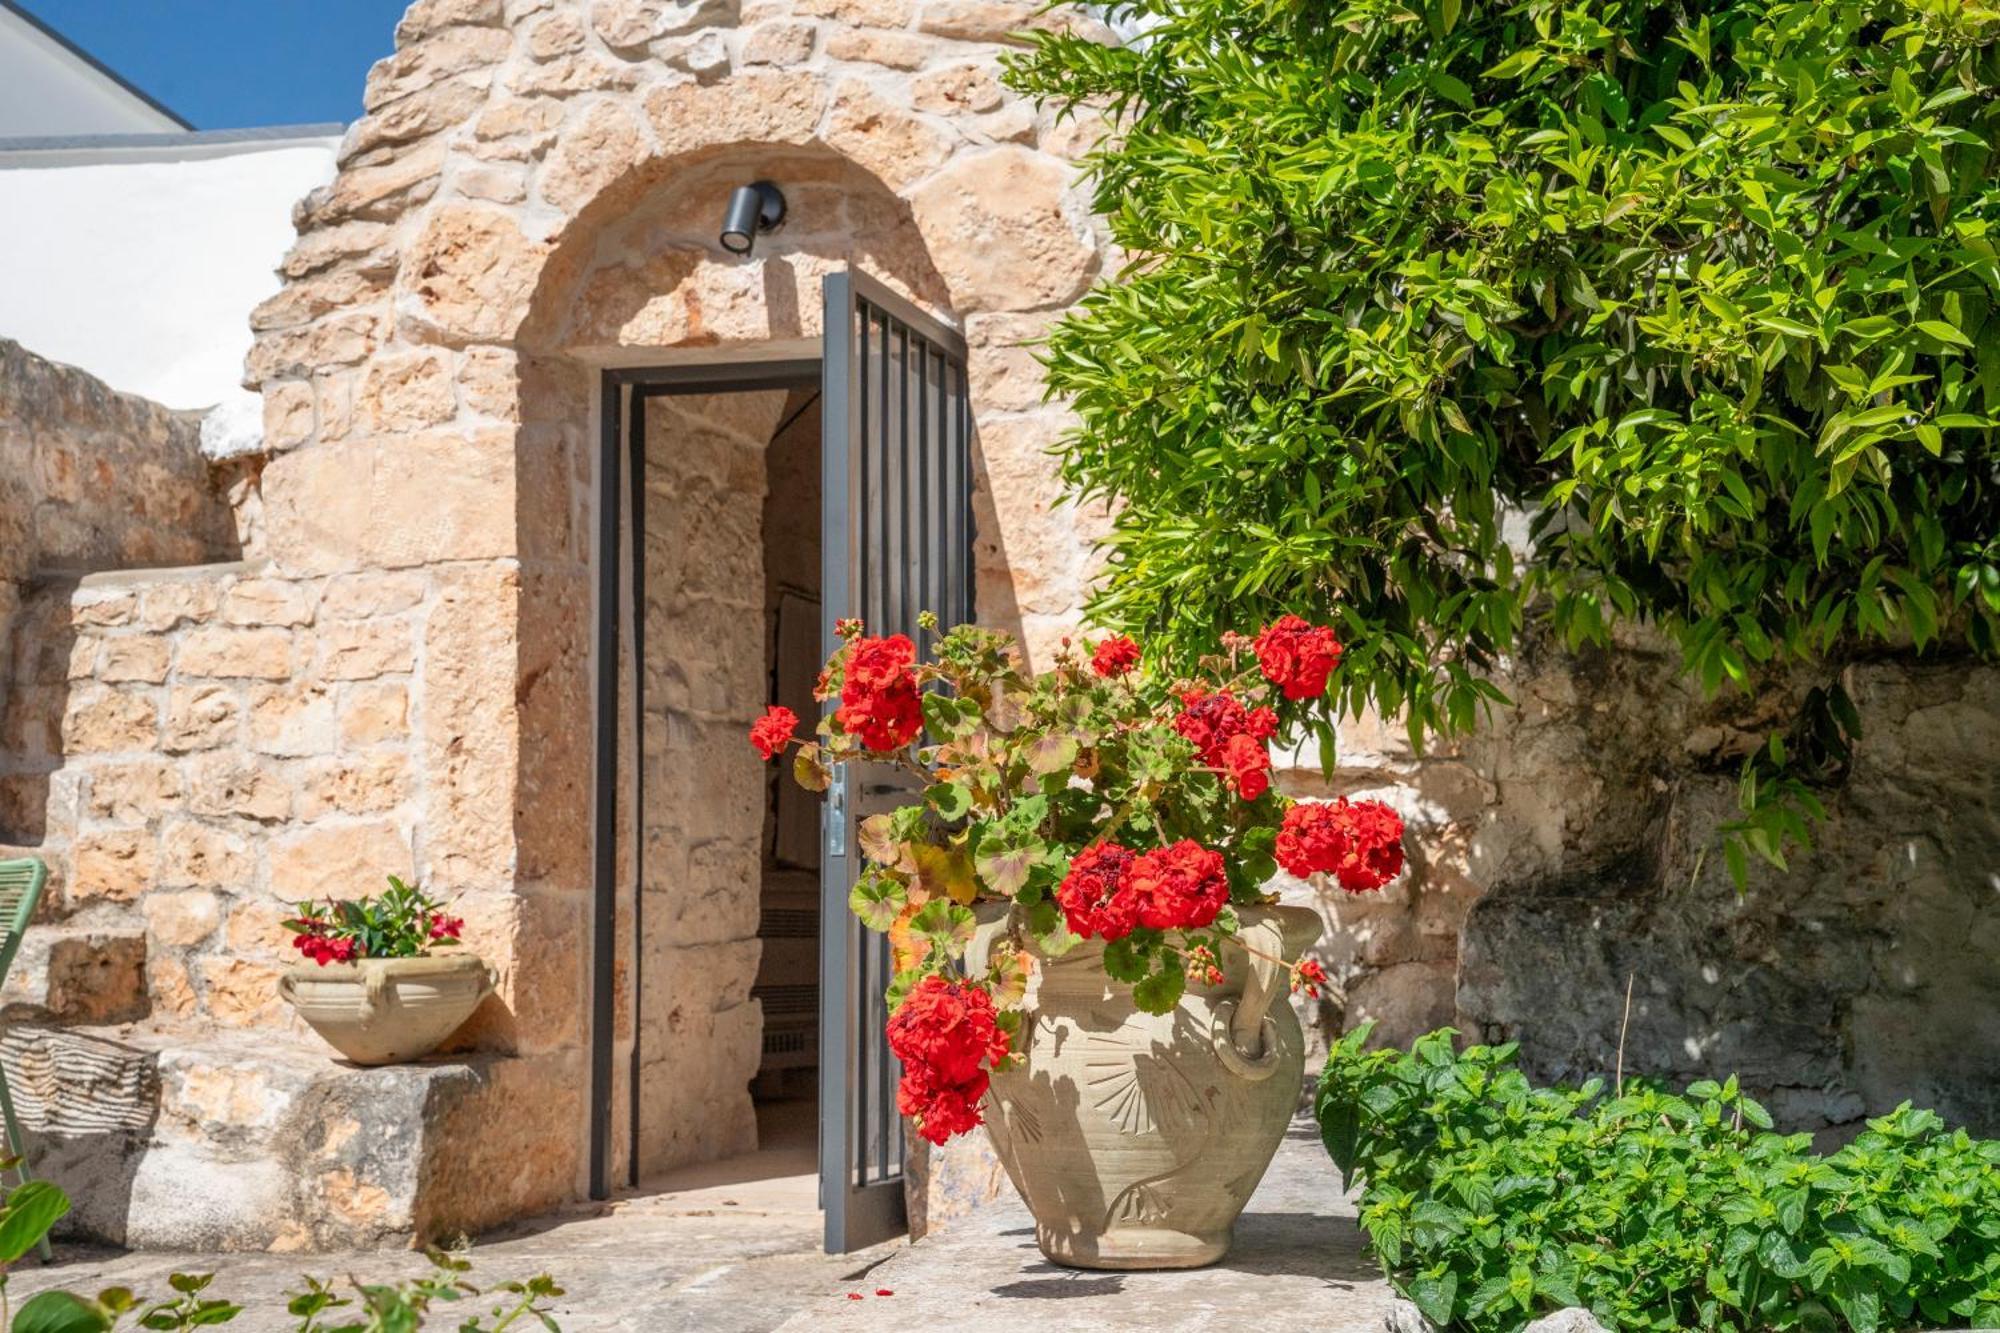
(719, 181, 786, 256)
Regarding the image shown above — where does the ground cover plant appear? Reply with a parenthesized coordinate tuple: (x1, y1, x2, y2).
(1316, 1027, 2000, 1332)
(1009, 0, 2000, 877)
(0, 1170, 561, 1332)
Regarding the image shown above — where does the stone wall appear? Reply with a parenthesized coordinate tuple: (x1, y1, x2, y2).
(0, 340, 238, 845)
(1282, 636, 2000, 1140)
(635, 390, 782, 1175)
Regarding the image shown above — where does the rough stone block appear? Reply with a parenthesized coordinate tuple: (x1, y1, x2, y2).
(3, 930, 150, 1024)
(223, 580, 316, 628)
(97, 637, 171, 684)
(158, 819, 255, 891)
(338, 682, 410, 746)
(62, 687, 159, 755)
(178, 628, 296, 681)
(185, 753, 292, 822)
(249, 681, 340, 756)
(164, 684, 241, 753)
(83, 759, 184, 823)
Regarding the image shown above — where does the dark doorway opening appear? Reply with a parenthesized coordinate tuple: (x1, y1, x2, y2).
(592, 359, 822, 1199)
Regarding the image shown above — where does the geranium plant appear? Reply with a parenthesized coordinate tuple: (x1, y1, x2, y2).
(750, 615, 1406, 1144)
(282, 875, 465, 967)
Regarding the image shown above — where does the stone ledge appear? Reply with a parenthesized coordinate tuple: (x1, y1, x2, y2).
(4, 1024, 560, 1252)
(74, 561, 262, 592)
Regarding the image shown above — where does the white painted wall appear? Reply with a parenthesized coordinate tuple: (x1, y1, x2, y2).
(0, 137, 337, 410)
(0, 4, 185, 135)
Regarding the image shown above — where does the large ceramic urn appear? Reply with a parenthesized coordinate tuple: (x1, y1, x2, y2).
(971, 904, 1322, 1270)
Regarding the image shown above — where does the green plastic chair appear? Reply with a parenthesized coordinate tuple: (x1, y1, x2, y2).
(0, 859, 51, 1261)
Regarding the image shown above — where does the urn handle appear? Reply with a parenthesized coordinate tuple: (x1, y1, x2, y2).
(360, 964, 389, 1020)
(1219, 913, 1288, 1072)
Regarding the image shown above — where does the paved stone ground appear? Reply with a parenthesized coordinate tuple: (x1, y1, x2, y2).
(7, 1119, 1392, 1332)
(778, 1119, 1397, 1333)
(7, 1154, 899, 1333)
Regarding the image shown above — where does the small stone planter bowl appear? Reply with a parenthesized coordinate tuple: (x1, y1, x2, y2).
(279, 954, 496, 1065)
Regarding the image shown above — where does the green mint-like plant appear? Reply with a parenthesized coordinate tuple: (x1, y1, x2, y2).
(1006, 0, 2000, 882)
(1316, 1026, 2000, 1332)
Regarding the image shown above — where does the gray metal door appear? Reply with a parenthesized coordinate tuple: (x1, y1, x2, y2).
(818, 269, 973, 1253)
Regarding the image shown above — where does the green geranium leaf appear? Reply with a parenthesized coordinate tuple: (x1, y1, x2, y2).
(1132, 959, 1185, 1015)
(848, 871, 905, 933)
(925, 781, 972, 821)
(908, 900, 975, 955)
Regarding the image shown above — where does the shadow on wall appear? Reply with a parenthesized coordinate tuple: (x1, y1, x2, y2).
(1456, 656, 2000, 1142)
(0, 339, 242, 852)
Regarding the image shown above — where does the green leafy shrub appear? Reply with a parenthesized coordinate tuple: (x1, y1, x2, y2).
(1315, 1027, 2000, 1332)
(1008, 0, 2000, 872)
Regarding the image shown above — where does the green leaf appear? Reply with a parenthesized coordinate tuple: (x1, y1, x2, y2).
(1101, 937, 1150, 984)
(924, 781, 972, 821)
(1408, 1272, 1458, 1324)
(848, 871, 906, 932)
(1132, 959, 1185, 1014)
(908, 899, 975, 954)
(13, 1292, 111, 1333)
(1916, 319, 1971, 348)
(1024, 734, 1079, 777)
(0, 1180, 69, 1263)
(1426, 69, 1472, 108)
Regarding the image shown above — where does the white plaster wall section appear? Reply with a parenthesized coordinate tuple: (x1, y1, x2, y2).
(0, 134, 339, 409)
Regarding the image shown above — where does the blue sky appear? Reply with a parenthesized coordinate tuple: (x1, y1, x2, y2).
(20, 1, 412, 130)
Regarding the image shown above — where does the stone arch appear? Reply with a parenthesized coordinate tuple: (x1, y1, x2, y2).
(239, 0, 1116, 1220)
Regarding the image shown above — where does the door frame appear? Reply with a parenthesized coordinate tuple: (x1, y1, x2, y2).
(590, 358, 821, 1201)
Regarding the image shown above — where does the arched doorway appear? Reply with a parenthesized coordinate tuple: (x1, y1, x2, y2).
(244, 0, 1106, 1246)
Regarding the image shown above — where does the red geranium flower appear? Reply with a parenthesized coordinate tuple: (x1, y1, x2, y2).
(835, 635, 923, 752)
(1089, 635, 1141, 678)
(1174, 688, 1276, 800)
(1253, 615, 1343, 702)
(1275, 798, 1406, 893)
(1056, 842, 1139, 941)
(1125, 840, 1230, 931)
(428, 912, 465, 941)
(886, 975, 1011, 1145)
(1219, 732, 1272, 801)
(749, 704, 799, 760)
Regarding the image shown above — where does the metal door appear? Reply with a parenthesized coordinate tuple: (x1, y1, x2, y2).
(818, 269, 973, 1252)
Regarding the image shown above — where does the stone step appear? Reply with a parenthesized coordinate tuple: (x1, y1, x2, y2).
(2, 927, 148, 1025)
(0, 1024, 526, 1251)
